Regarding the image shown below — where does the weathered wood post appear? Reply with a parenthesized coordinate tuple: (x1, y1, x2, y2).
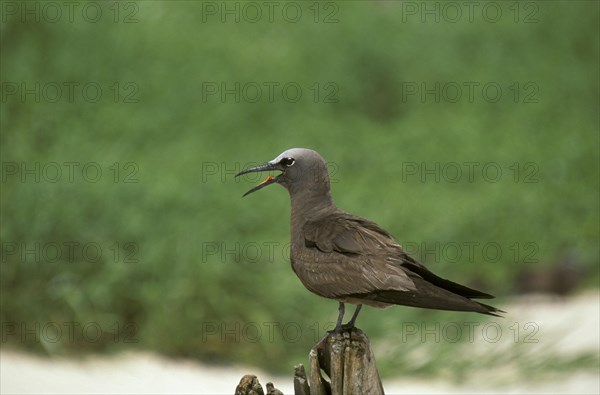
(235, 328, 384, 395)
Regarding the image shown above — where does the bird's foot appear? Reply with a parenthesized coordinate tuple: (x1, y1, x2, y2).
(325, 324, 343, 336)
(326, 322, 356, 335)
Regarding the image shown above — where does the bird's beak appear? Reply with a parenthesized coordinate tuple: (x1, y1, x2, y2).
(236, 163, 280, 197)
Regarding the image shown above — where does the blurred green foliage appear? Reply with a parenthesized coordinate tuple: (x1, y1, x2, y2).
(1, 0, 598, 377)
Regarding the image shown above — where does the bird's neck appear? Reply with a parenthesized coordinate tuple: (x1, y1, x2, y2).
(289, 187, 336, 231)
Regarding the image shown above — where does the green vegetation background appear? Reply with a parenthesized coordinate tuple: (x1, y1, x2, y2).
(1, 0, 598, 380)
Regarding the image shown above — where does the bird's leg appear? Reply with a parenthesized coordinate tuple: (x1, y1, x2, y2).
(334, 302, 345, 332)
(344, 304, 362, 329)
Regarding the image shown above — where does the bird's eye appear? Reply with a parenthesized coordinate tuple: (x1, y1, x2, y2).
(280, 157, 295, 167)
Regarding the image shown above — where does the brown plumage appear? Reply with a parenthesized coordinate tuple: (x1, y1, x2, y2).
(236, 148, 503, 330)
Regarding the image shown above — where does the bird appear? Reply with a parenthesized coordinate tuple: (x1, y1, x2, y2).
(236, 148, 503, 331)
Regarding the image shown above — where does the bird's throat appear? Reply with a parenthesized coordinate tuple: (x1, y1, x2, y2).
(289, 188, 335, 233)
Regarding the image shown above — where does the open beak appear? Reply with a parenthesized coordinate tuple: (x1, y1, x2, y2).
(235, 163, 280, 197)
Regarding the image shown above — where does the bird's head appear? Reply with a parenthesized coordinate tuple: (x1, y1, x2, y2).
(236, 148, 330, 197)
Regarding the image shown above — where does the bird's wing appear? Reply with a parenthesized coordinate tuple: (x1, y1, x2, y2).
(301, 213, 497, 310)
(395, 258, 495, 299)
(303, 212, 398, 255)
(300, 213, 417, 296)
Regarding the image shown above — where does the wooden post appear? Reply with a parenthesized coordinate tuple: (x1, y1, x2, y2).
(235, 328, 384, 395)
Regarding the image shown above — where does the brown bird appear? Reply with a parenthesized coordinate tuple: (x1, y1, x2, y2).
(236, 148, 503, 331)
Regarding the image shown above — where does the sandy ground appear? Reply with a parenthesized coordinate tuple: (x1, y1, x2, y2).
(1, 292, 599, 395)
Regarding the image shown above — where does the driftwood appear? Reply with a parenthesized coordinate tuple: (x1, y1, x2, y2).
(235, 375, 283, 395)
(235, 328, 384, 395)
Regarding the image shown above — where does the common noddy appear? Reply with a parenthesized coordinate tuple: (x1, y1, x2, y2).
(236, 148, 503, 331)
